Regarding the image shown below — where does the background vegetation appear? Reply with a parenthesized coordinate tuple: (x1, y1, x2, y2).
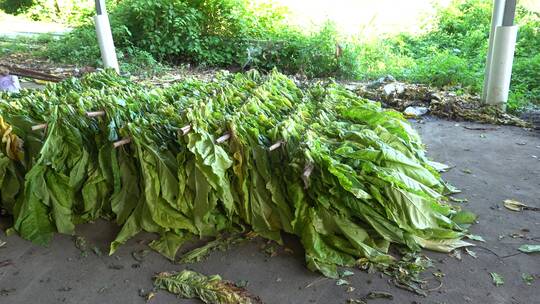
(1, 0, 539, 111)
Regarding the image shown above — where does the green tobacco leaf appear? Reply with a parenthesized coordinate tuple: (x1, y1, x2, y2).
(14, 165, 55, 245)
(178, 234, 246, 264)
(149, 231, 192, 261)
(518, 244, 540, 253)
(153, 270, 262, 304)
(490, 272, 504, 286)
(452, 211, 477, 225)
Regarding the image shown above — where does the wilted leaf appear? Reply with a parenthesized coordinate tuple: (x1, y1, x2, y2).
(347, 299, 367, 304)
(518, 244, 540, 253)
(336, 279, 349, 286)
(452, 211, 477, 227)
(522, 273, 535, 285)
(464, 248, 477, 259)
(366, 291, 393, 299)
(450, 249, 462, 260)
(490, 272, 504, 286)
(154, 270, 262, 304)
(449, 197, 468, 203)
(340, 270, 355, 278)
(504, 199, 528, 212)
(433, 271, 445, 278)
(466, 234, 485, 242)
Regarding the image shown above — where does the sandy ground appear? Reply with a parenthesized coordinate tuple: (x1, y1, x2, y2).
(0, 118, 539, 304)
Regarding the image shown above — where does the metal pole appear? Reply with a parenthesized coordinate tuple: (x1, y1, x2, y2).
(502, 0, 516, 26)
(482, 0, 505, 102)
(94, 0, 119, 72)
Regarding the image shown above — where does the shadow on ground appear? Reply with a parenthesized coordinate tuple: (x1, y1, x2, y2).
(0, 118, 539, 304)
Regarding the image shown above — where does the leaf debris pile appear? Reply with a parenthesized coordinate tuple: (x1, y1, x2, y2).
(352, 79, 530, 128)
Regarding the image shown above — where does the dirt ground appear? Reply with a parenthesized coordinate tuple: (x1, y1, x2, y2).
(0, 118, 539, 304)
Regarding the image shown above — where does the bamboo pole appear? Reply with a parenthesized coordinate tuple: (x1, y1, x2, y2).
(86, 110, 106, 117)
(269, 140, 284, 151)
(216, 133, 231, 143)
(180, 125, 191, 135)
(113, 137, 131, 148)
(31, 123, 48, 131)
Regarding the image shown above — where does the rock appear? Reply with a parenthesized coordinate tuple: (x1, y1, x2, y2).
(383, 83, 405, 97)
(404, 106, 429, 117)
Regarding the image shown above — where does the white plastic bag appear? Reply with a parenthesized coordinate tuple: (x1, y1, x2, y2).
(0, 75, 21, 93)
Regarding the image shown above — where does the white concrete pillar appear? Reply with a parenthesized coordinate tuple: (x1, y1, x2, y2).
(485, 25, 518, 109)
(482, 0, 506, 102)
(94, 0, 119, 72)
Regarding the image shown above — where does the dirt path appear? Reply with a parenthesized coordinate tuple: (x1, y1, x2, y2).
(0, 118, 538, 304)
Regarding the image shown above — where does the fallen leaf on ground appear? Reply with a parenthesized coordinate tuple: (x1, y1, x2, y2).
(466, 234, 486, 242)
(336, 279, 349, 286)
(490, 272, 504, 286)
(366, 291, 393, 300)
(132, 249, 150, 262)
(154, 270, 262, 304)
(347, 299, 367, 304)
(518, 244, 540, 253)
(465, 248, 477, 259)
(522, 273, 535, 285)
(504, 199, 529, 212)
(450, 250, 462, 260)
(340, 270, 355, 278)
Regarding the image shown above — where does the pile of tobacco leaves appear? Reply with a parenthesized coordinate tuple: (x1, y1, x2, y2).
(0, 70, 475, 278)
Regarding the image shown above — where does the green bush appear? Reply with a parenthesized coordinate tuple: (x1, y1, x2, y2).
(407, 52, 481, 89)
(45, 0, 357, 78)
(38, 0, 540, 111)
(0, 0, 33, 14)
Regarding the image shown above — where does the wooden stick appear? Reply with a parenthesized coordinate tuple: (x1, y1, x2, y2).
(216, 133, 231, 143)
(269, 140, 284, 151)
(31, 123, 48, 131)
(180, 125, 191, 135)
(1, 64, 63, 82)
(86, 110, 106, 117)
(113, 137, 131, 148)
